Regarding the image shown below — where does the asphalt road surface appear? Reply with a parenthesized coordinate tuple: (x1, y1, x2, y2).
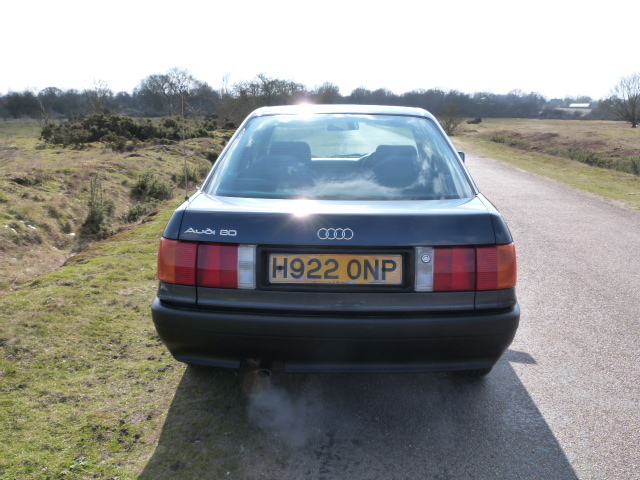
(143, 153, 640, 480)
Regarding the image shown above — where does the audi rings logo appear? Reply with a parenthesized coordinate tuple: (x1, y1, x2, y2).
(317, 228, 354, 240)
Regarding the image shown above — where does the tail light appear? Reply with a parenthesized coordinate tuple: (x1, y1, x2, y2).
(415, 243, 516, 292)
(434, 246, 476, 291)
(198, 244, 238, 288)
(157, 239, 197, 286)
(477, 243, 517, 290)
(158, 238, 256, 289)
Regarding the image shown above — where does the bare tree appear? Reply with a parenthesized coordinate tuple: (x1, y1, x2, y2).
(218, 73, 244, 127)
(438, 102, 464, 136)
(606, 72, 640, 128)
(135, 68, 218, 117)
(228, 73, 306, 123)
(32, 88, 51, 124)
(312, 82, 341, 104)
(161, 68, 202, 199)
(85, 80, 112, 115)
(135, 74, 173, 115)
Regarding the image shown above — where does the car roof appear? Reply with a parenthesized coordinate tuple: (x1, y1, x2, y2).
(248, 104, 436, 120)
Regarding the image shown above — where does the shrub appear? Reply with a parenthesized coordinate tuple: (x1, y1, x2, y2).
(81, 174, 115, 238)
(131, 172, 173, 201)
(157, 116, 207, 141)
(46, 205, 61, 219)
(124, 201, 159, 223)
(171, 165, 208, 188)
(438, 104, 464, 136)
(487, 133, 526, 149)
(41, 114, 219, 151)
(60, 221, 73, 234)
(49, 124, 92, 148)
(104, 133, 128, 153)
(467, 118, 482, 124)
(206, 151, 219, 163)
(203, 116, 218, 131)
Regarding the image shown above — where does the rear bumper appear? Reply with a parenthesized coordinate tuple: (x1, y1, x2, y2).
(151, 297, 520, 373)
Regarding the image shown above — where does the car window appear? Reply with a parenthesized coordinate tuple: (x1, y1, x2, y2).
(206, 114, 473, 200)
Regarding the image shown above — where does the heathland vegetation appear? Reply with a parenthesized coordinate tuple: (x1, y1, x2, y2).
(0, 118, 229, 292)
(454, 119, 640, 210)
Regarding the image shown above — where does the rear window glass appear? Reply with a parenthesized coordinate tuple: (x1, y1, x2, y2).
(205, 114, 473, 200)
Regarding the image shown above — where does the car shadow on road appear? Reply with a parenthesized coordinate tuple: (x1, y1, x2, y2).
(139, 350, 578, 480)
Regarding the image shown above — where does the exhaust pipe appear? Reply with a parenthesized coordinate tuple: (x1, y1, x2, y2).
(243, 360, 273, 397)
(256, 368, 272, 378)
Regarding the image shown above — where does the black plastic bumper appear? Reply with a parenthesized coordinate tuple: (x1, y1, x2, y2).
(151, 296, 520, 373)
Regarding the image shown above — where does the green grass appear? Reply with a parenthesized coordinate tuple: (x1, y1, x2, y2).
(0, 201, 252, 478)
(1, 205, 176, 478)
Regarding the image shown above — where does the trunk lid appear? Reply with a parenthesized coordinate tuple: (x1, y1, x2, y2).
(165, 192, 502, 247)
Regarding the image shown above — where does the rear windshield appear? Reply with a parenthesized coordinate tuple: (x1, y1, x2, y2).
(205, 113, 473, 200)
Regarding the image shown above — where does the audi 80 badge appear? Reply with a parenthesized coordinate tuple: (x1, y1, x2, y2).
(152, 105, 519, 377)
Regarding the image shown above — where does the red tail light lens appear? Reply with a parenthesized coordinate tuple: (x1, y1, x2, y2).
(434, 247, 475, 291)
(476, 246, 498, 290)
(197, 244, 238, 288)
(430, 243, 516, 292)
(158, 239, 255, 289)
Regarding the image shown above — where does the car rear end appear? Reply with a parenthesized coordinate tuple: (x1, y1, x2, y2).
(151, 105, 519, 374)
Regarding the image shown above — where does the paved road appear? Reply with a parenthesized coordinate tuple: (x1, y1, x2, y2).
(143, 154, 640, 479)
(466, 154, 640, 479)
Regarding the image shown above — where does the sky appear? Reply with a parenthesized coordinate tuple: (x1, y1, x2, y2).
(1, 0, 637, 100)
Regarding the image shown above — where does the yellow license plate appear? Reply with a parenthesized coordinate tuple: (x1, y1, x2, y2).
(269, 253, 403, 285)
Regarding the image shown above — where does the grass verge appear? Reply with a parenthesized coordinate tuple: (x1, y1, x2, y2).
(0, 202, 204, 478)
(454, 123, 640, 210)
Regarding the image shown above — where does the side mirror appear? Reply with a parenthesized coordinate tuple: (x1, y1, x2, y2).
(458, 151, 466, 163)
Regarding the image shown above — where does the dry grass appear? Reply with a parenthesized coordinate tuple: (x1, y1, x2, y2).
(461, 118, 639, 156)
(455, 119, 640, 209)
(0, 120, 225, 293)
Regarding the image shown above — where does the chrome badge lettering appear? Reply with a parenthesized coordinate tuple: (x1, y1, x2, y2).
(183, 227, 238, 236)
(317, 228, 354, 240)
(184, 227, 216, 235)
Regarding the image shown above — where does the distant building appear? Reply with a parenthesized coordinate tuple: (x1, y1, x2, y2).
(568, 103, 591, 109)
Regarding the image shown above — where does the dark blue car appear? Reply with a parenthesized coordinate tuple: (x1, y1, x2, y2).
(152, 105, 519, 376)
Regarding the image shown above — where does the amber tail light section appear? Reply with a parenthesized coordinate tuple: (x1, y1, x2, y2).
(476, 243, 517, 290)
(158, 239, 197, 286)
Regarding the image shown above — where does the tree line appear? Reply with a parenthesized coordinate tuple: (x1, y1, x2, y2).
(0, 68, 626, 126)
